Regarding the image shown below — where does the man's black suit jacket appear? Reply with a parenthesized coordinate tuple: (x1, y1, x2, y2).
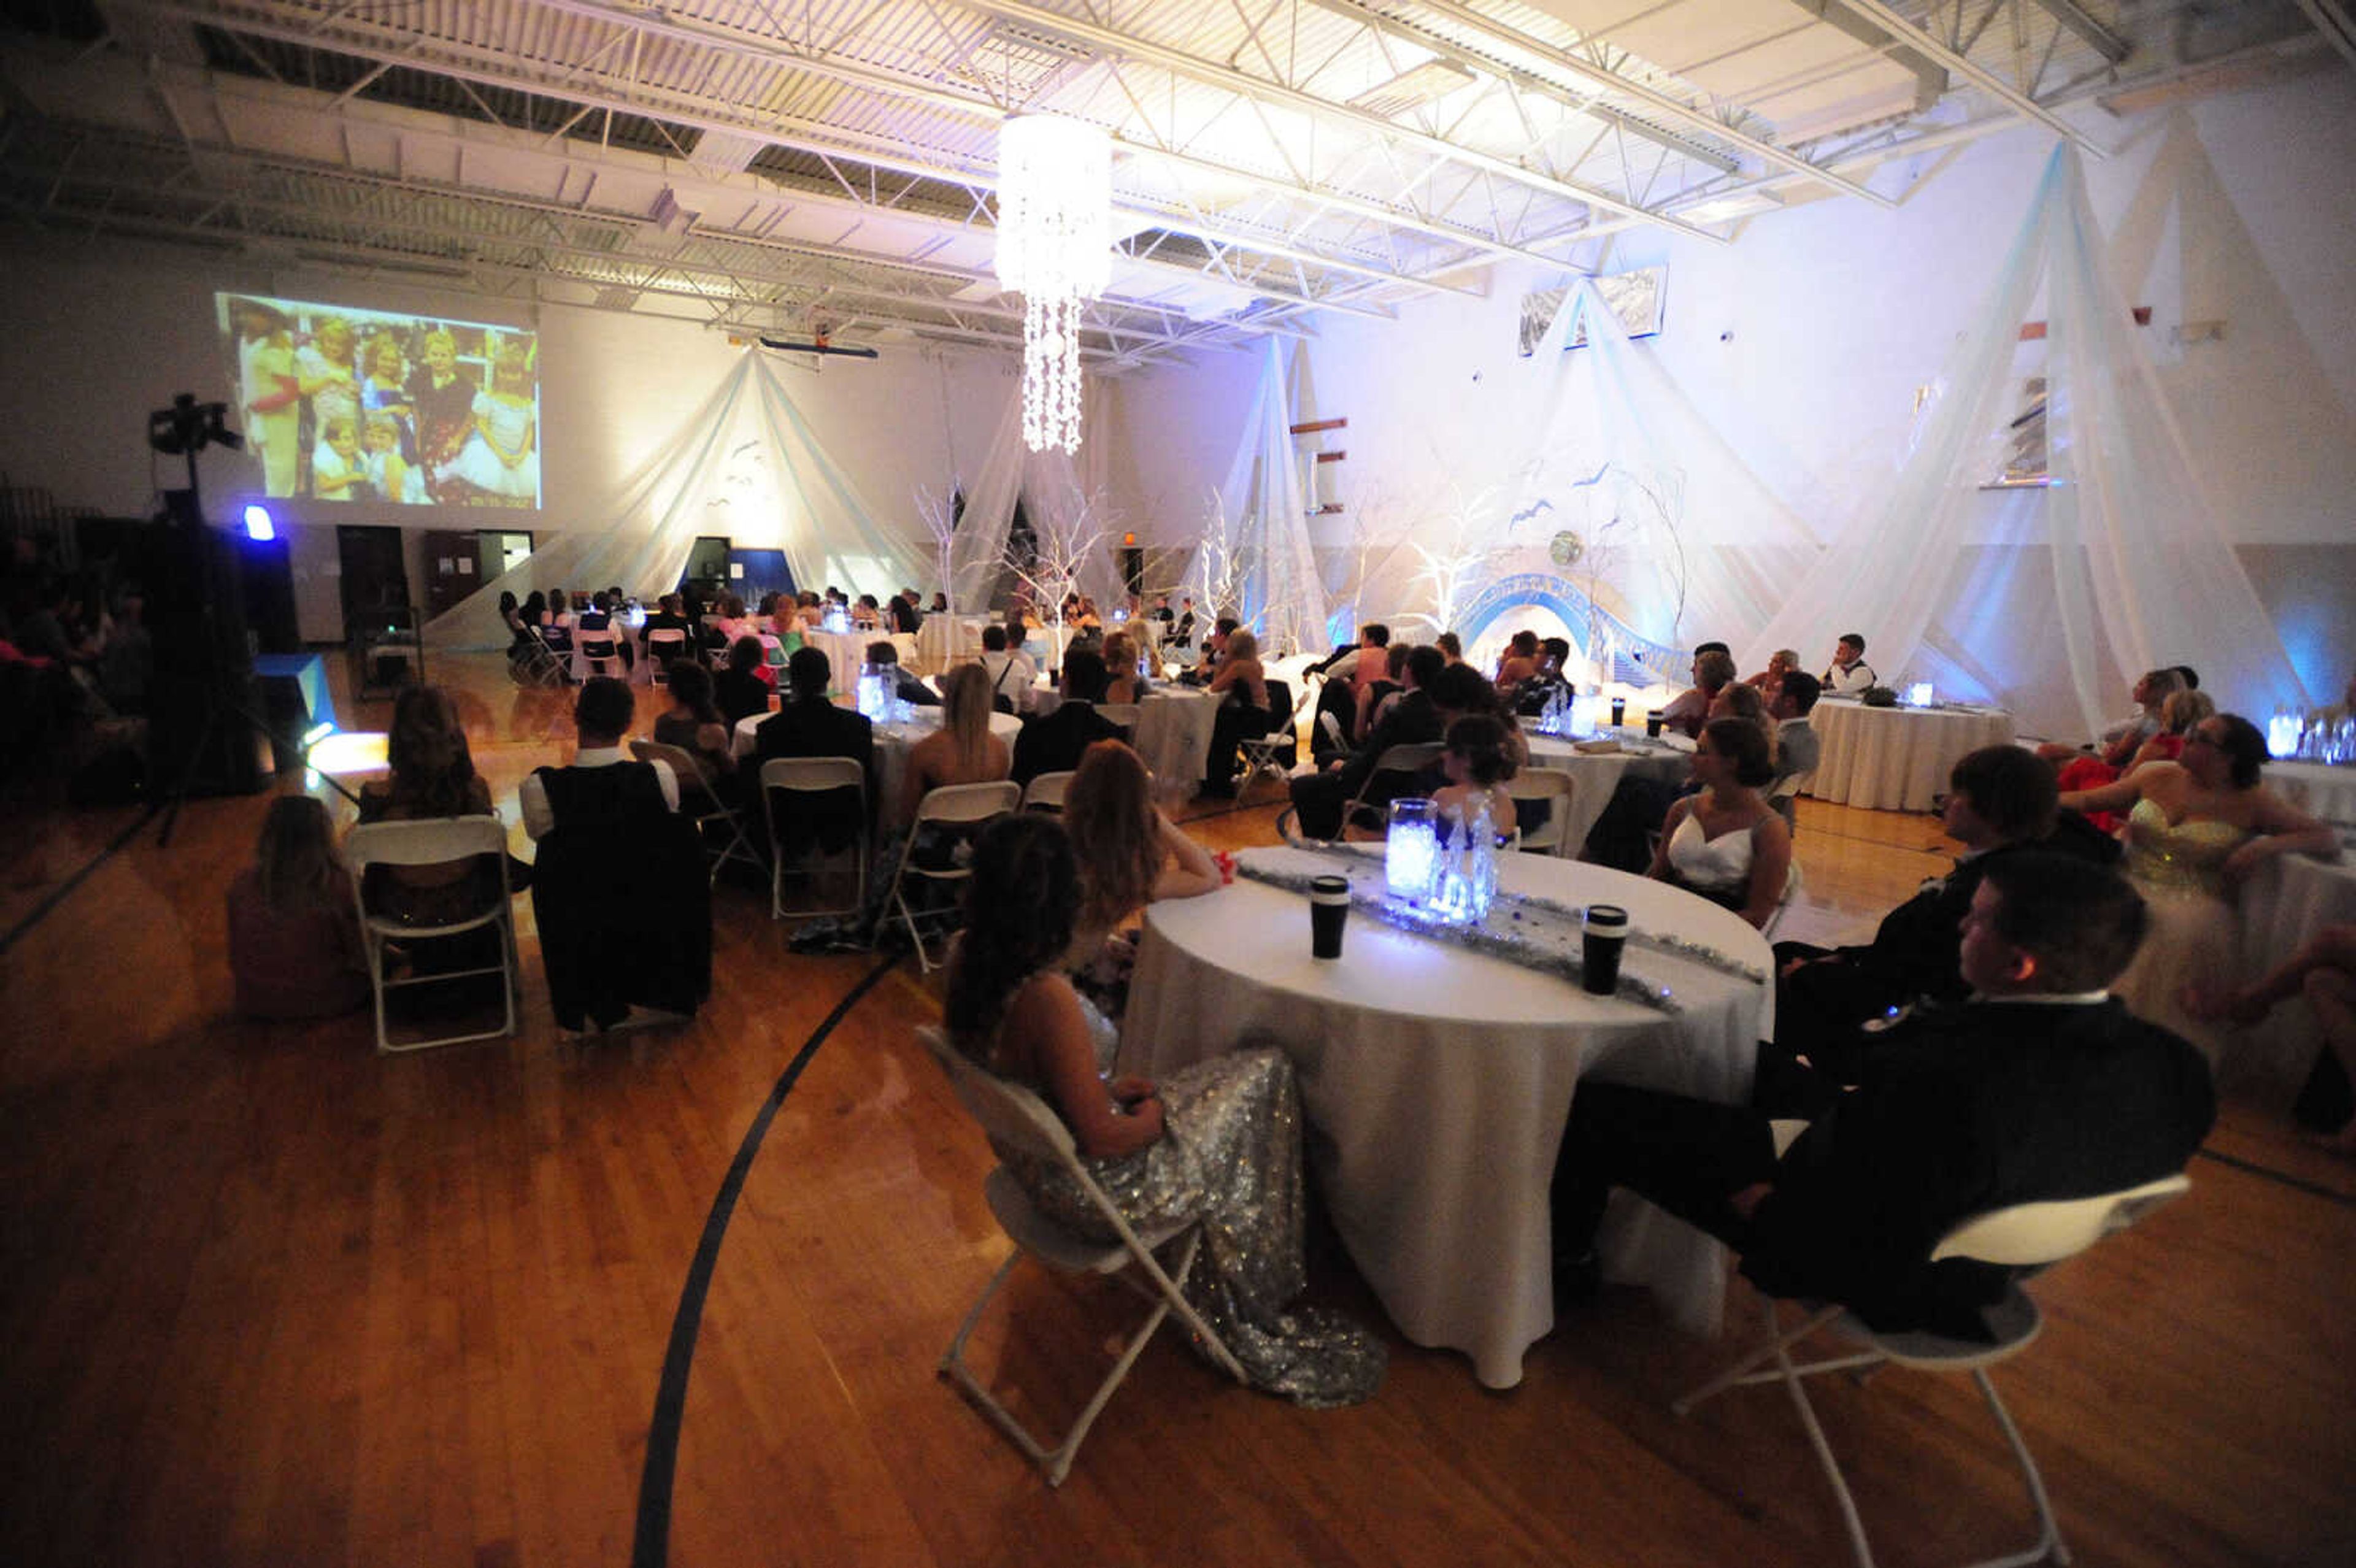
(1334, 688, 1444, 801)
(753, 698, 876, 854)
(1747, 997, 2214, 1335)
(1011, 701, 1123, 786)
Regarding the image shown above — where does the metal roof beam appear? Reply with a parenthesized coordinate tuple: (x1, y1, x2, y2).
(1827, 0, 2108, 152)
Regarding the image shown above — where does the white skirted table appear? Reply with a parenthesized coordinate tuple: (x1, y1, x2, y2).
(2232, 837, 2356, 1107)
(1118, 845, 1773, 1388)
(1806, 699, 2015, 812)
(2269, 762, 2356, 830)
(732, 705, 1020, 809)
(1522, 734, 1693, 858)
(1020, 686, 1220, 804)
(912, 614, 992, 675)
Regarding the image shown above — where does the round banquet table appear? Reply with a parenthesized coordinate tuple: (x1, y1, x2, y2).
(2269, 762, 2356, 830)
(798, 628, 871, 684)
(912, 613, 992, 675)
(2231, 837, 2356, 1107)
(1023, 686, 1219, 803)
(1118, 844, 1773, 1388)
(1806, 699, 2014, 812)
(732, 704, 1020, 804)
(1522, 733, 1693, 858)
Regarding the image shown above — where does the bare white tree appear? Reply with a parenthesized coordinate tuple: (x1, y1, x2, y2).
(1325, 485, 1414, 643)
(1401, 483, 1511, 639)
(913, 483, 961, 615)
(1191, 490, 1255, 629)
(1004, 484, 1118, 650)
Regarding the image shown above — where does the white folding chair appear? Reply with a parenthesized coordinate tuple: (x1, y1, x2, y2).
(1507, 767, 1577, 855)
(1022, 770, 1076, 813)
(577, 631, 623, 680)
(917, 1026, 1247, 1486)
(644, 628, 688, 685)
(758, 755, 868, 919)
(508, 626, 567, 690)
(1236, 678, 1308, 790)
(1340, 741, 1446, 840)
(345, 817, 520, 1054)
(629, 739, 764, 886)
(890, 780, 1021, 972)
(1674, 1173, 2192, 1568)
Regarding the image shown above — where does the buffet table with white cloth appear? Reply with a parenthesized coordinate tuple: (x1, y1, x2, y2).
(2231, 836, 2356, 1106)
(1806, 699, 2014, 812)
(1521, 734, 1692, 858)
(2269, 762, 2356, 830)
(1118, 844, 1773, 1388)
(731, 704, 1020, 805)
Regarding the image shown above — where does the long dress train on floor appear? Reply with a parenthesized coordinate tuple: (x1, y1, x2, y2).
(2112, 797, 2250, 1069)
(996, 999, 1385, 1409)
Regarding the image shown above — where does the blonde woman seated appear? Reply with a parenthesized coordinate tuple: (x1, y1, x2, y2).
(897, 661, 1011, 829)
(1100, 629, 1150, 704)
(1062, 739, 1222, 1020)
(944, 814, 1384, 1407)
(1198, 626, 1271, 801)
(2060, 712, 2337, 1064)
(1646, 717, 1793, 929)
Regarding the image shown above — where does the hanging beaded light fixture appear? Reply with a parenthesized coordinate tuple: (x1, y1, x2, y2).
(993, 114, 1111, 455)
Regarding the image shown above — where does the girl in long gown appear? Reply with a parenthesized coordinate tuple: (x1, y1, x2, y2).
(451, 339, 538, 502)
(2062, 712, 2338, 1071)
(943, 814, 1384, 1408)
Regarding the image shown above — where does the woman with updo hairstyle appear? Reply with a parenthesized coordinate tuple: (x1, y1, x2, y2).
(653, 659, 737, 786)
(1433, 713, 1517, 845)
(2062, 712, 2337, 1063)
(1647, 715, 1792, 928)
(944, 813, 1385, 1407)
(1061, 740, 1221, 1017)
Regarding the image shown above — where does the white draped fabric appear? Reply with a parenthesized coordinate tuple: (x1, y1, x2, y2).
(1739, 145, 2312, 737)
(946, 378, 1123, 618)
(1215, 339, 1329, 657)
(423, 353, 918, 650)
(1516, 279, 1819, 658)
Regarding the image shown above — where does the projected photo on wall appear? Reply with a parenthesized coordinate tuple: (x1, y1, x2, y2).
(215, 293, 539, 509)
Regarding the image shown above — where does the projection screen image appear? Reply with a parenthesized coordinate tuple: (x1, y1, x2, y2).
(217, 293, 540, 509)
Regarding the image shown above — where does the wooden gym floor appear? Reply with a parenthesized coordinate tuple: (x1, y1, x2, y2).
(1, 651, 2350, 1567)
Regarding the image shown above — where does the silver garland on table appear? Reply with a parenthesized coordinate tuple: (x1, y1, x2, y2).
(1501, 888, 1769, 986)
(1234, 861, 1683, 1015)
(1253, 841, 1769, 988)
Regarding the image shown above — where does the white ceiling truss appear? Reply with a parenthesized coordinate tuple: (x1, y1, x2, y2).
(0, 1, 2337, 369)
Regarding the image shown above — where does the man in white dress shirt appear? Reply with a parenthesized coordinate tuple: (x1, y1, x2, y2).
(975, 622, 1041, 714)
(519, 677, 679, 840)
(1821, 632, 1876, 696)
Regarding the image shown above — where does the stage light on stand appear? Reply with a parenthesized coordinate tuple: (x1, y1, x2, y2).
(243, 503, 276, 542)
(994, 114, 1111, 455)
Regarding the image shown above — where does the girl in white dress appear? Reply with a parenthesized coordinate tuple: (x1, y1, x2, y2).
(450, 338, 539, 502)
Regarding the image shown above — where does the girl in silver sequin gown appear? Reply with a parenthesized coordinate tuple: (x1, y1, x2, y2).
(945, 816, 1385, 1409)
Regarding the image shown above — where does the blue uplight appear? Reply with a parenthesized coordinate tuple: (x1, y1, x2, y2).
(242, 503, 275, 542)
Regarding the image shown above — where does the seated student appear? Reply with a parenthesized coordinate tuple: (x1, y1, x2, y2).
(1553, 853, 2215, 1338)
(1433, 713, 1517, 846)
(226, 795, 369, 1020)
(651, 660, 737, 793)
(712, 636, 774, 726)
(1285, 649, 1455, 840)
(1196, 628, 1271, 800)
(1656, 643, 1734, 740)
(976, 621, 1040, 715)
(754, 646, 876, 858)
(1646, 717, 1792, 931)
(1766, 744, 2119, 1099)
(1821, 631, 1876, 696)
(1511, 637, 1573, 716)
(864, 640, 941, 708)
(522, 677, 706, 1032)
(1493, 629, 1542, 693)
(1744, 648, 1800, 705)
(356, 686, 517, 968)
(1352, 642, 1410, 743)
(1101, 629, 1150, 704)
(574, 590, 632, 673)
(640, 592, 696, 664)
(1013, 646, 1125, 788)
(1765, 671, 1823, 826)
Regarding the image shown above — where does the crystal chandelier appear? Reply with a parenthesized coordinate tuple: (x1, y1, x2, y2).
(994, 114, 1111, 455)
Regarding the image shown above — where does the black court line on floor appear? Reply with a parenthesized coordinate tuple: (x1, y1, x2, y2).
(2194, 1144, 2356, 1207)
(629, 951, 903, 1568)
(0, 803, 162, 960)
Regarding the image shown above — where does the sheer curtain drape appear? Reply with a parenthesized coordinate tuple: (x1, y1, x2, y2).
(1739, 145, 2309, 736)
(423, 352, 918, 650)
(1215, 339, 1328, 657)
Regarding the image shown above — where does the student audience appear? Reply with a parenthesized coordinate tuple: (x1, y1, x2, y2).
(227, 795, 369, 1020)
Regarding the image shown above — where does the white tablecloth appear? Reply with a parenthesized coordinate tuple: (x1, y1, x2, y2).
(2232, 839, 2356, 1105)
(1522, 735, 1692, 858)
(798, 628, 871, 685)
(1807, 701, 2015, 812)
(1119, 845, 1773, 1388)
(731, 705, 1020, 807)
(912, 614, 992, 675)
(2269, 762, 2356, 829)
(1133, 690, 1219, 802)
